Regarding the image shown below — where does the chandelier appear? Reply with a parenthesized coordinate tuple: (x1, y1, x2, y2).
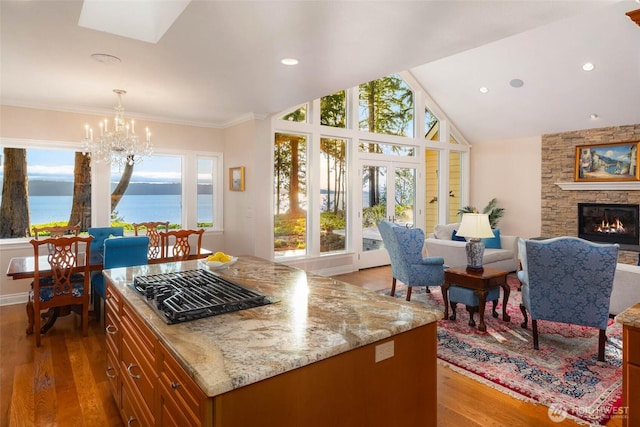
(82, 89, 152, 167)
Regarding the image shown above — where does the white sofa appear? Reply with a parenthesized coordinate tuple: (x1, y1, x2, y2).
(424, 223, 519, 273)
(610, 262, 640, 316)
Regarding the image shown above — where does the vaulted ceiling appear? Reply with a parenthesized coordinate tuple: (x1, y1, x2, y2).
(1, 0, 638, 144)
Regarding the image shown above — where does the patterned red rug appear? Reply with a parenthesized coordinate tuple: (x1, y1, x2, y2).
(382, 275, 623, 426)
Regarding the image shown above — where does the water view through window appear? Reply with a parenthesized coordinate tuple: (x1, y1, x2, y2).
(0, 149, 213, 229)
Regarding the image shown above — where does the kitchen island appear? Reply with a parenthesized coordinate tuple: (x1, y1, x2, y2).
(103, 256, 442, 426)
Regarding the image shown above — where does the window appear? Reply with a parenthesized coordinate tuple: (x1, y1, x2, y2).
(197, 157, 216, 228)
(359, 74, 414, 137)
(359, 141, 415, 156)
(281, 104, 308, 123)
(274, 132, 307, 257)
(273, 71, 470, 262)
(110, 155, 182, 228)
(320, 137, 347, 253)
(321, 91, 347, 128)
(425, 108, 439, 141)
(0, 147, 92, 237)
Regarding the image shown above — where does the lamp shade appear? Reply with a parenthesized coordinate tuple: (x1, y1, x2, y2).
(456, 213, 494, 239)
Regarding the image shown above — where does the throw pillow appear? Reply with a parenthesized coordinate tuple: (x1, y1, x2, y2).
(482, 229, 502, 249)
(451, 229, 466, 242)
(434, 223, 460, 240)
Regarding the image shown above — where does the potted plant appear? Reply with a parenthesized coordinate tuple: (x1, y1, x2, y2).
(458, 198, 504, 228)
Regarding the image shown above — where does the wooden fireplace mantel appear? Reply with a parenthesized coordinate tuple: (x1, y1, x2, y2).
(556, 182, 640, 191)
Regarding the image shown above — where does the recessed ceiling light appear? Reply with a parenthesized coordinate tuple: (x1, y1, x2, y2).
(281, 58, 299, 66)
(90, 53, 121, 64)
(582, 62, 595, 72)
(509, 78, 524, 88)
(479, 87, 489, 94)
(590, 113, 599, 119)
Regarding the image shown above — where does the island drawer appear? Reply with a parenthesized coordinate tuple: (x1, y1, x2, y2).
(105, 283, 120, 316)
(121, 311, 157, 416)
(105, 346, 120, 406)
(121, 370, 154, 427)
(158, 345, 208, 426)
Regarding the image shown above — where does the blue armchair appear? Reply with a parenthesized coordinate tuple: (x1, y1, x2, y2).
(517, 236, 619, 362)
(91, 235, 149, 322)
(377, 221, 445, 301)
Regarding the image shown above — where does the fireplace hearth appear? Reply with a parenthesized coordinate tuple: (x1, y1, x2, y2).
(578, 203, 639, 246)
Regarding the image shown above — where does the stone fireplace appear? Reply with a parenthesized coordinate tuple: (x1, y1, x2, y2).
(541, 123, 640, 265)
(578, 203, 639, 246)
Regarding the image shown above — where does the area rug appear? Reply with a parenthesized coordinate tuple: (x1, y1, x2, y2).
(381, 276, 623, 426)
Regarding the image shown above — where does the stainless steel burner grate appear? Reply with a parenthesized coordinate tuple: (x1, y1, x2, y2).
(132, 269, 277, 324)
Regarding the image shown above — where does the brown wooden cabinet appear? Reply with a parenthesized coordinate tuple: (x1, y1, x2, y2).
(623, 324, 640, 427)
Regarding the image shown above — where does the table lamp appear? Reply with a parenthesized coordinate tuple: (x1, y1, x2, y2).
(456, 213, 495, 273)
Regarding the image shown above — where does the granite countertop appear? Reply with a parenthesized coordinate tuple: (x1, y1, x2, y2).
(103, 256, 443, 397)
(615, 303, 640, 329)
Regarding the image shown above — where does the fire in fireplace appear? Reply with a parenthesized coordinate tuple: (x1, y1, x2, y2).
(578, 203, 640, 246)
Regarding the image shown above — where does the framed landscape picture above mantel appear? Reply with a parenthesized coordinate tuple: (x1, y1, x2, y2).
(575, 141, 639, 182)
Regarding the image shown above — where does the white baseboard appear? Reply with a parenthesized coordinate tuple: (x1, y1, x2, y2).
(0, 292, 29, 307)
(311, 265, 354, 277)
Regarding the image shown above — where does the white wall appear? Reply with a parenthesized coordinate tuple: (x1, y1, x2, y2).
(469, 136, 542, 239)
(221, 119, 258, 257)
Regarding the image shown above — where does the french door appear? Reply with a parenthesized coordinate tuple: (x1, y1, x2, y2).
(357, 160, 417, 269)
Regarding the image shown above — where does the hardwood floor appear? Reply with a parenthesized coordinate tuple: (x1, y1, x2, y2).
(0, 266, 623, 427)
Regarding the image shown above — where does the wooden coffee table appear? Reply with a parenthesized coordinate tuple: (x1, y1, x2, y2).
(442, 266, 511, 332)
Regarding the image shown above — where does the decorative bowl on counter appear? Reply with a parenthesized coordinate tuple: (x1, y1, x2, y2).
(206, 256, 238, 269)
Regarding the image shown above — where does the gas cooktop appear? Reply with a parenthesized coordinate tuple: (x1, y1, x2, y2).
(131, 269, 277, 324)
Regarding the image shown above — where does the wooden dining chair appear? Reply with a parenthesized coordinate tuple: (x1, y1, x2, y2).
(32, 224, 80, 240)
(29, 235, 94, 347)
(160, 229, 204, 261)
(133, 221, 170, 260)
(27, 224, 81, 335)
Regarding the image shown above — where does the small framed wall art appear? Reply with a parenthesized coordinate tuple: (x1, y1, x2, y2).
(229, 166, 245, 191)
(574, 141, 639, 182)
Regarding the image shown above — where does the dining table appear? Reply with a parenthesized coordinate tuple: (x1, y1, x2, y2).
(6, 245, 213, 280)
(6, 245, 212, 334)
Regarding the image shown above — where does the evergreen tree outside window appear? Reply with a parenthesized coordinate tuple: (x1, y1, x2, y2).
(281, 104, 308, 123)
(359, 74, 414, 137)
(320, 137, 347, 253)
(321, 91, 347, 128)
(274, 132, 308, 257)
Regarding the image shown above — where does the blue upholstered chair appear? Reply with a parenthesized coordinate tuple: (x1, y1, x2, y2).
(87, 226, 124, 258)
(517, 236, 619, 362)
(377, 221, 445, 301)
(91, 235, 149, 322)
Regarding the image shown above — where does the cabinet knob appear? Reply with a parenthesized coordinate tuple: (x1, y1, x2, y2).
(127, 415, 136, 426)
(105, 366, 117, 379)
(105, 324, 118, 335)
(127, 363, 141, 380)
(171, 381, 181, 390)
